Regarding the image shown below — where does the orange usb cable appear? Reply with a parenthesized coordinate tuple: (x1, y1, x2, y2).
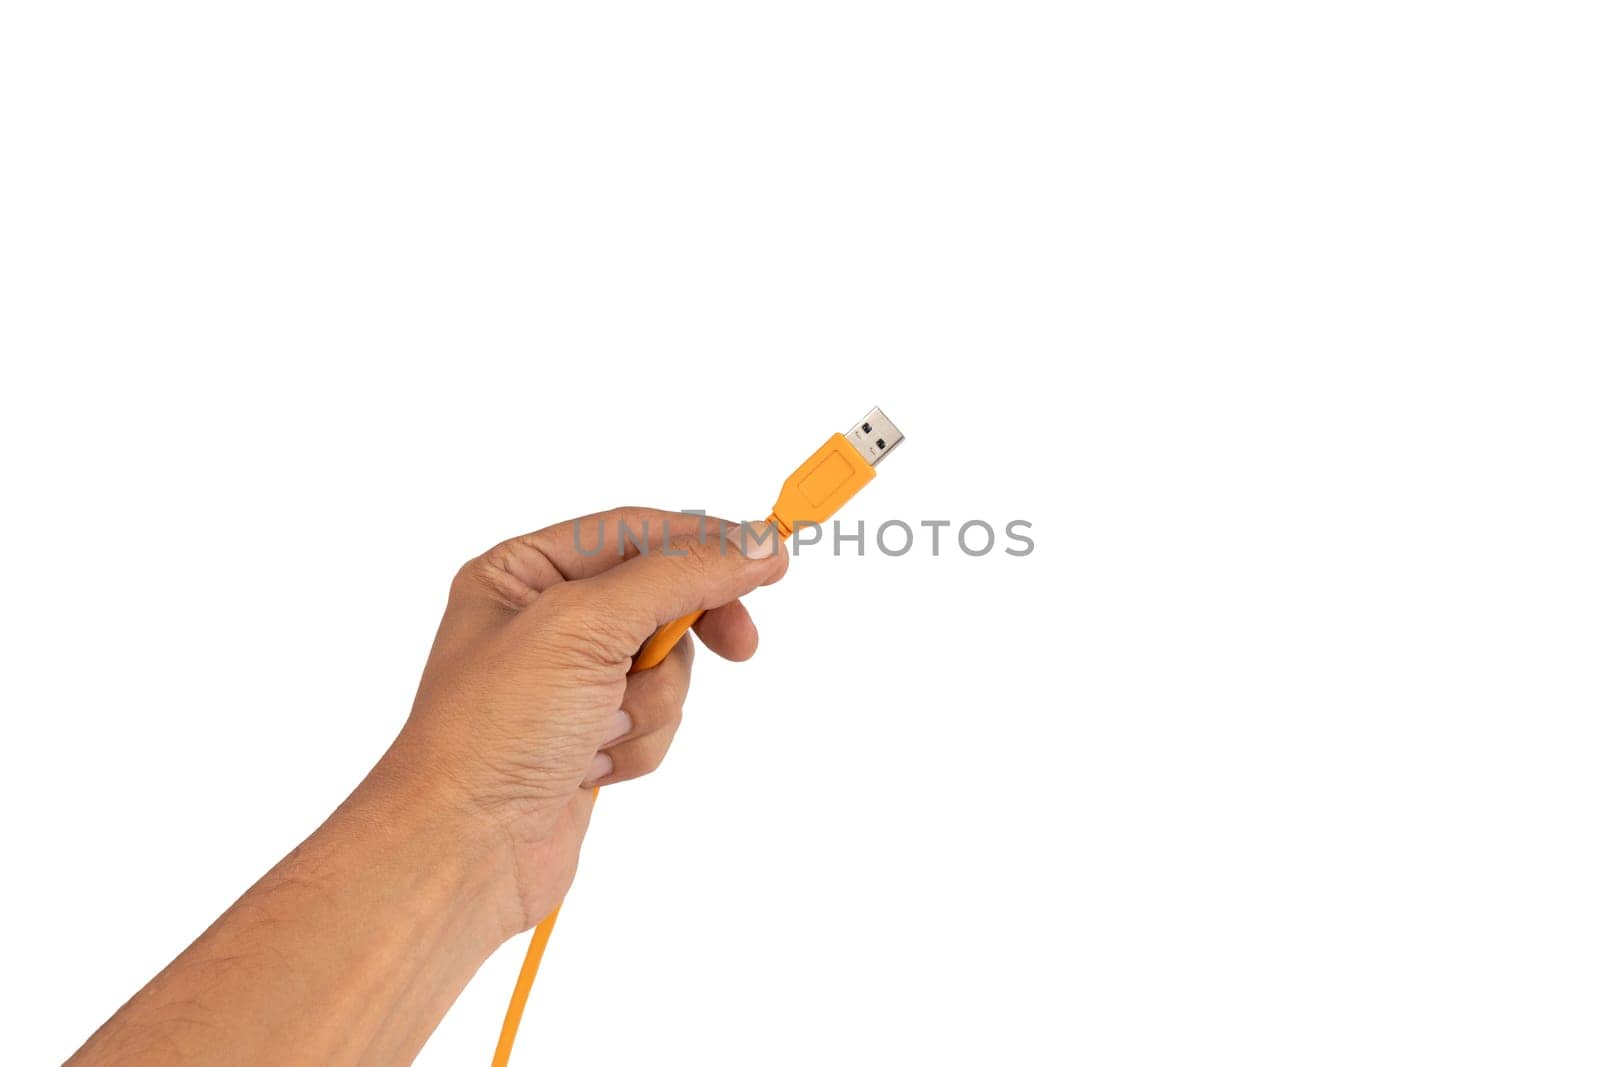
(490, 408, 906, 1066)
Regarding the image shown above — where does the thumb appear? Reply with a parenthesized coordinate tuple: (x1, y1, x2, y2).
(551, 520, 788, 660)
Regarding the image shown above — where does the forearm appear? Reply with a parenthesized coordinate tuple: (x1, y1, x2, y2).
(70, 762, 519, 1065)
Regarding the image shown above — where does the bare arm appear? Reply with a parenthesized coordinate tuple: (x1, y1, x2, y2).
(72, 764, 526, 1064)
(69, 509, 785, 1065)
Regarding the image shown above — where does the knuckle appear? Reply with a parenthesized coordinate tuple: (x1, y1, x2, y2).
(647, 723, 680, 764)
(635, 685, 686, 733)
(452, 547, 539, 610)
(451, 556, 504, 602)
(449, 559, 481, 599)
(620, 734, 674, 778)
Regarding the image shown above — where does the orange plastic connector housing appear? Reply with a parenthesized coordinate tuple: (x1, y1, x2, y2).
(631, 432, 876, 671)
(770, 431, 878, 538)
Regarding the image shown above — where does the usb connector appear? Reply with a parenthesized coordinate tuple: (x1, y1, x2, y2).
(636, 404, 907, 671)
(844, 407, 905, 466)
(633, 405, 907, 670)
(758, 406, 907, 543)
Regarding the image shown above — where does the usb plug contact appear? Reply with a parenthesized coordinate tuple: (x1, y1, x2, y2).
(844, 407, 905, 466)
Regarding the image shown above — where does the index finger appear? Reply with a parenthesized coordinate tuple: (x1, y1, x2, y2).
(486, 507, 734, 591)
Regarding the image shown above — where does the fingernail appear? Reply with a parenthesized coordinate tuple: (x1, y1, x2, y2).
(602, 709, 632, 745)
(583, 751, 613, 785)
(737, 520, 779, 559)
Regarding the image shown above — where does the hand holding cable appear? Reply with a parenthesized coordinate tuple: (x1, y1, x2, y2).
(70, 409, 903, 1067)
(417, 509, 792, 930)
(69, 508, 787, 1066)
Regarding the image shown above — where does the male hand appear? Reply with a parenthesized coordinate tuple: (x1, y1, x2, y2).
(381, 507, 788, 933)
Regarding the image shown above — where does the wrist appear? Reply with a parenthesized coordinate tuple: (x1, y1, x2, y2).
(357, 742, 530, 948)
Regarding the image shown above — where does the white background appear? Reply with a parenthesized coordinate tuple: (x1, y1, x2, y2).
(2, 2, 1597, 1064)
